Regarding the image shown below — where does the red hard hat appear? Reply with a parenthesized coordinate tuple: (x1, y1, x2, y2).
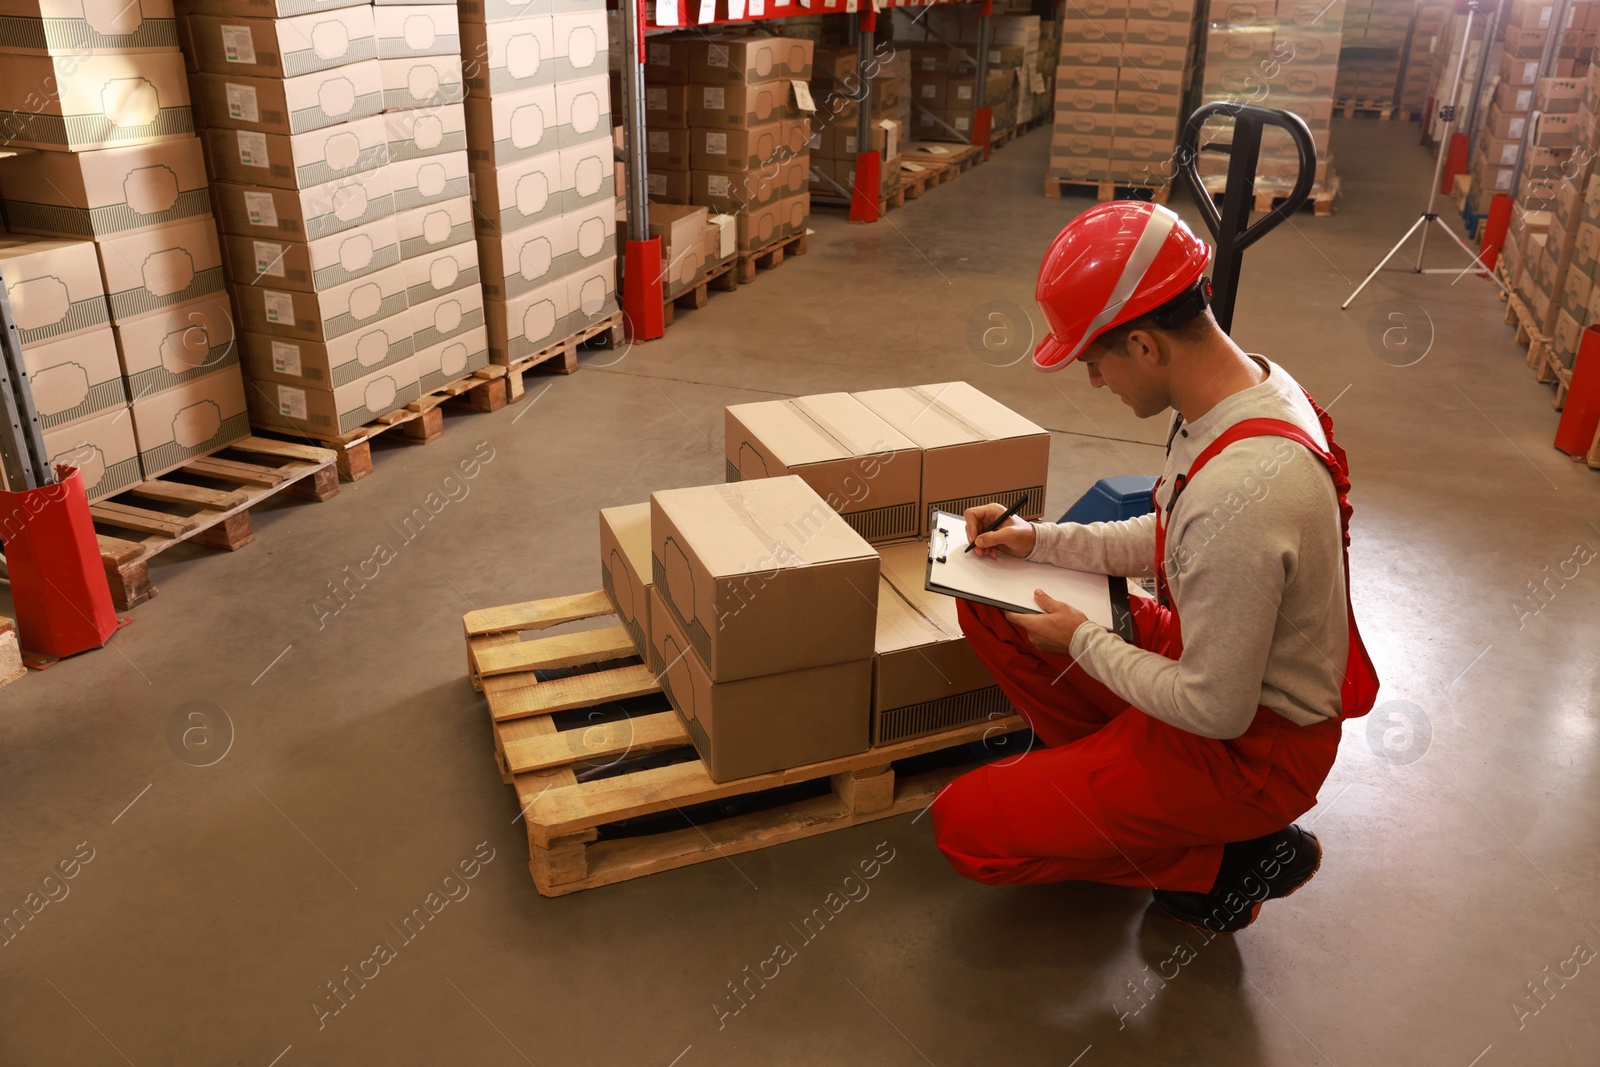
(1033, 201, 1214, 371)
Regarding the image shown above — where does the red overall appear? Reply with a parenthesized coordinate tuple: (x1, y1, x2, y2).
(932, 395, 1380, 892)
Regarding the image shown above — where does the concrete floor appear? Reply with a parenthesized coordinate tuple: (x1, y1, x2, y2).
(4, 119, 1599, 1066)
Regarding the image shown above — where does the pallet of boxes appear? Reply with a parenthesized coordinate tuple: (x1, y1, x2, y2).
(641, 33, 811, 289)
(899, 9, 1036, 148)
(808, 43, 904, 211)
(459, 0, 619, 380)
(1197, 0, 1344, 216)
(464, 383, 1059, 896)
(0, 0, 255, 501)
(1333, 0, 1414, 115)
(1049, 0, 1204, 200)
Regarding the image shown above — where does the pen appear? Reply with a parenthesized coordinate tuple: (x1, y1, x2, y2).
(965, 498, 1028, 553)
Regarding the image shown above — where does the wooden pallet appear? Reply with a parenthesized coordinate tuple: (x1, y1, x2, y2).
(662, 257, 739, 327)
(811, 182, 906, 218)
(1335, 100, 1419, 121)
(1044, 177, 1172, 205)
(1202, 174, 1340, 217)
(463, 591, 1026, 897)
(899, 164, 941, 200)
(1502, 292, 1570, 408)
(92, 436, 338, 611)
(501, 311, 625, 397)
(0, 618, 25, 685)
(990, 125, 1016, 151)
(736, 231, 808, 283)
(903, 141, 983, 176)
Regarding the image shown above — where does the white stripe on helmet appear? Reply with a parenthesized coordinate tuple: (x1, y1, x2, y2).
(1056, 205, 1178, 366)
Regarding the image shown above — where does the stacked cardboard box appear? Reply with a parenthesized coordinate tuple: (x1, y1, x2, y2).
(1198, 0, 1344, 199)
(0, 0, 248, 495)
(809, 43, 902, 202)
(902, 8, 1035, 141)
(180, 0, 408, 439)
(461, 0, 618, 367)
(992, 15, 1044, 126)
(643, 33, 812, 255)
(1396, 2, 1448, 116)
(1052, 0, 1204, 188)
(1334, 0, 1413, 107)
(645, 203, 736, 300)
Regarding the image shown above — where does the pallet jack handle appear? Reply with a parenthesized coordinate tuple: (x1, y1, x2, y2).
(1176, 102, 1318, 334)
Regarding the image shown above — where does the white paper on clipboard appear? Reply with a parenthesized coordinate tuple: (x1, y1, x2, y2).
(925, 509, 1119, 631)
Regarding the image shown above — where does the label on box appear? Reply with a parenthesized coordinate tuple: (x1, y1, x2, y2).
(271, 340, 302, 375)
(649, 173, 667, 195)
(920, 84, 937, 99)
(705, 131, 728, 155)
(649, 43, 670, 65)
(243, 191, 278, 227)
(708, 44, 729, 68)
(704, 86, 726, 109)
(277, 384, 308, 420)
(708, 174, 731, 196)
(238, 131, 270, 167)
(227, 83, 260, 123)
(254, 241, 286, 277)
(646, 87, 666, 109)
(989, 48, 1002, 63)
(648, 130, 668, 152)
(222, 25, 257, 65)
(955, 85, 973, 102)
(263, 290, 295, 323)
(792, 80, 815, 112)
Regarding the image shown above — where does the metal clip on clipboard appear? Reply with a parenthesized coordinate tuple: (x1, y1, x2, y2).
(928, 526, 949, 564)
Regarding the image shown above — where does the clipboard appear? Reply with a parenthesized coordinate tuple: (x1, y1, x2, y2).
(925, 509, 1135, 642)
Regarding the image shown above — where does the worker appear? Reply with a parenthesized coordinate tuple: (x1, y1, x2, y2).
(931, 202, 1379, 933)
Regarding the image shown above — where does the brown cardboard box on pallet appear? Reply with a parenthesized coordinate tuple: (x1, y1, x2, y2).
(0, 52, 193, 151)
(649, 475, 879, 682)
(43, 405, 141, 502)
(187, 7, 377, 78)
(384, 102, 467, 163)
(237, 314, 413, 388)
(194, 62, 383, 135)
(852, 382, 1050, 534)
(685, 81, 803, 129)
(245, 354, 421, 436)
(462, 84, 558, 167)
(130, 364, 250, 476)
(873, 541, 1003, 746)
(460, 18, 555, 97)
(600, 502, 655, 667)
(735, 193, 807, 253)
(24, 327, 125, 432)
(395, 196, 473, 260)
(0, 139, 212, 241)
(649, 203, 709, 296)
(650, 587, 873, 782)
(724, 393, 921, 543)
(232, 258, 408, 340)
(0, 0, 177, 55)
(0, 237, 112, 349)
(472, 150, 564, 234)
(645, 126, 691, 171)
(413, 324, 488, 394)
(645, 83, 689, 128)
(96, 215, 228, 322)
(688, 120, 809, 171)
(379, 55, 466, 111)
(212, 169, 396, 241)
(685, 34, 814, 85)
(222, 214, 401, 293)
(692, 157, 806, 213)
(205, 113, 389, 189)
(647, 168, 692, 204)
(116, 293, 239, 400)
(484, 277, 569, 364)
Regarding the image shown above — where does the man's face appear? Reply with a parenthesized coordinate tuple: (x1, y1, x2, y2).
(1080, 333, 1170, 418)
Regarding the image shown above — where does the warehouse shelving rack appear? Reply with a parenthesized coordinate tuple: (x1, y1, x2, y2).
(616, 0, 1006, 341)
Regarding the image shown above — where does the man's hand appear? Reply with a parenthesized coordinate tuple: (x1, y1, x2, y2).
(1006, 590, 1090, 654)
(965, 503, 1037, 559)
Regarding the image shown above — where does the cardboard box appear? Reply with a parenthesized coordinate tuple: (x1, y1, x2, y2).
(238, 314, 412, 386)
(380, 55, 466, 110)
(412, 324, 487, 393)
(0, 139, 210, 241)
(182, 0, 368, 16)
(130, 365, 249, 477)
(204, 113, 389, 189)
(246, 354, 420, 435)
(403, 239, 479, 307)
(471, 150, 562, 233)
(96, 215, 227, 321)
(647, 168, 692, 204)
(690, 120, 809, 171)
(600, 502, 654, 663)
(0, 52, 192, 151)
(650, 474, 878, 681)
(724, 393, 921, 543)
(196, 62, 382, 135)
(852, 382, 1050, 531)
(1125, 17, 1195, 48)
(692, 157, 806, 213)
(1058, 42, 1123, 68)
(642, 34, 689, 85)
(460, 17, 554, 96)
(735, 193, 807, 253)
(24, 326, 125, 431)
(554, 74, 611, 149)
(391, 150, 469, 216)
(645, 83, 689, 128)
(396, 195, 472, 259)
(686, 34, 814, 85)
(686, 81, 801, 129)
(0, 0, 177, 55)
(373, 4, 459, 59)
(873, 542, 1003, 745)
(484, 280, 564, 364)
(650, 588, 871, 782)
(115, 293, 239, 399)
(212, 169, 395, 240)
(559, 136, 613, 211)
(186, 7, 377, 78)
(566, 258, 616, 334)
(231, 258, 407, 340)
(649, 203, 708, 295)
(223, 213, 400, 292)
(463, 83, 557, 167)
(43, 405, 141, 502)
(550, 10, 606, 82)
(385, 102, 467, 163)
(1057, 64, 1119, 92)
(408, 275, 485, 354)
(645, 125, 690, 171)
(0, 237, 111, 348)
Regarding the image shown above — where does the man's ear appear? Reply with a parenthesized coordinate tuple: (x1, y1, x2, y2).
(1125, 329, 1164, 366)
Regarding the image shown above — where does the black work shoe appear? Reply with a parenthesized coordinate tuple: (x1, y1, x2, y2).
(1150, 825, 1322, 934)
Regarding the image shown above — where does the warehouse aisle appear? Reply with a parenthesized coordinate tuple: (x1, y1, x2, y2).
(3, 121, 1598, 1067)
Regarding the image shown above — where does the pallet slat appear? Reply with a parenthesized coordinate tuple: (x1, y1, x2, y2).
(464, 589, 615, 637)
(473, 625, 638, 679)
(489, 663, 661, 724)
(503, 711, 689, 776)
(125, 480, 249, 510)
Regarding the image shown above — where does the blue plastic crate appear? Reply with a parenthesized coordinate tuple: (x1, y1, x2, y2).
(1059, 475, 1158, 524)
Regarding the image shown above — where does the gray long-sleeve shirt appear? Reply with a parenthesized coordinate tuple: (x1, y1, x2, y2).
(1030, 359, 1348, 739)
